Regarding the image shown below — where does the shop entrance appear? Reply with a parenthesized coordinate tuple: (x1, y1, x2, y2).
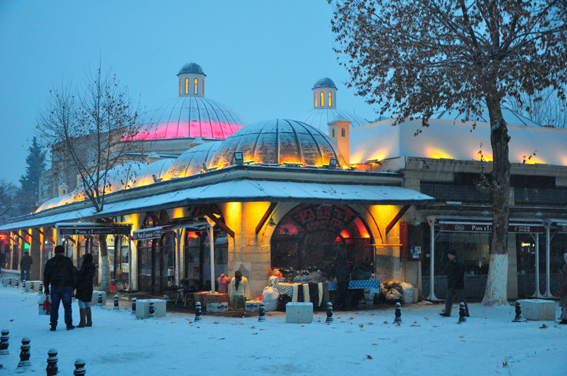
(271, 204, 374, 277)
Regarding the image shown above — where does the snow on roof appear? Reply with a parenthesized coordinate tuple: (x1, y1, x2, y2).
(350, 118, 567, 166)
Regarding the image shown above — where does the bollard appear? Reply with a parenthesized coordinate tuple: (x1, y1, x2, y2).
(258, 302, 266, 322)
(148, 302, 155, 318)
(457, 302, 467, 324)
(0, 329, 8, 355)
(113, 295, 119, 311)
(46, 348, 58, 376)
(16, 337, 31, 370)
(97, 292, 103, 307)
(14, 279, 19, 289)
(1, 276, 4, 286)
(393, 302, 402, 324)
(512, 301, 526, 323)
(30, 281, 34, 292)
(8, 279, 12, 287)
(194, 302, 202, 322)
(325, 302, 334, 323)
(131, 298, 136, 315)
(38, 282, 43, 295)
(73, 358, 86, 375)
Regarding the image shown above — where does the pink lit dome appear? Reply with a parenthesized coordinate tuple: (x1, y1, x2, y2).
(131, 62, 247, 141)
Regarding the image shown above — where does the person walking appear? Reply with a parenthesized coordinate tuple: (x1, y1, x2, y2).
(43, 245, 77, 331)
(20, 251, 33, 282)
(554, 252, 567, 325)
(0, 251, 6, 277)
(75, 253, 96, 328)
(440, 249, 470, 317)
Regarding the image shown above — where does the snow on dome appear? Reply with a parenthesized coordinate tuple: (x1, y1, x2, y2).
(131, 159, 174, 188)
(36, 192, 74, 212)
(130, 96, 246, 141)
(312, 77, 337, 89)
(349, 118, 567, 166)
(295, 108, 369, 131)
(164, 141, 222, 180)
(209, 119, 346, 169)
(178, 62, 206, 76)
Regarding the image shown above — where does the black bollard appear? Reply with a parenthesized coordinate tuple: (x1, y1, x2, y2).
(148, 302, 155, 318)
(46, 348, 58, 376)
(194, 302, 202, 322)
(16, 337, 31, 370)
(325, 302, 334, 323)
(131, 298, 136, 315)
(97, 292, 103, 307)
(30, 281, 34, 293)
(73, 358, 86, 375)
(38, 282, 43, 295)
(8, 278, 12, 287)
(0, 329, 8, 355)
(14, 279, 19, 289)
(512, 301, 526, 323)
(258, 302, 266, 322)
(393, 302, 402, 324)
(114, 295, 119, 311)
(457, 302, 467, 324)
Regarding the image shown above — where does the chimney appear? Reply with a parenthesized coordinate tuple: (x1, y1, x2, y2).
(327, 116, 351, 166)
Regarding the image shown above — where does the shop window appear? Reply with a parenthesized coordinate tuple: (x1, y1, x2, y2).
(194, 78, 198, 95)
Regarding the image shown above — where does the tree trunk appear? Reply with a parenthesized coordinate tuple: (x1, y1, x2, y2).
(99, 235, 111, 292)
(482, 92, 511, 306)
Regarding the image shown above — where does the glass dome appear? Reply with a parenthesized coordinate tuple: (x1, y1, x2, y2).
(164, 141, 222, 180)
(209, 119, 346, 169)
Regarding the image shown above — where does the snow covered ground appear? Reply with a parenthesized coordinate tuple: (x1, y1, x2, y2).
(0, 287, 565, 376)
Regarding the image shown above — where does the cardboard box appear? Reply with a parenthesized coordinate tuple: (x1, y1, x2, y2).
(204, 293, 228, 306)
(207, 302, 228, 312)
(245, 300, 261, 312)
(193, 291, 208, 306)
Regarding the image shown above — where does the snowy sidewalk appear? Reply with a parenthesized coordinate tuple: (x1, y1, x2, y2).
(0, 287, 565, 375)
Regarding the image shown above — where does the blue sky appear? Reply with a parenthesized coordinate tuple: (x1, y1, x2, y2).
(0, 1, 378, 184)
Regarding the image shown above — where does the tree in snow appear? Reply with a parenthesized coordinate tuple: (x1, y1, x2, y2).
(37, 65, 144, 292)
(18, 137, 46, 214)
(504, 86, 567, 128)
(0, 179, 19, 222)
(329, 0, 567, 305)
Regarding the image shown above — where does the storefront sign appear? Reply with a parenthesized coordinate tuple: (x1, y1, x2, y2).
(59, 225, 131, 236)
(293, 205, 356, 233)
(439, 223, 545, 233)
(132, 229, 162, 241)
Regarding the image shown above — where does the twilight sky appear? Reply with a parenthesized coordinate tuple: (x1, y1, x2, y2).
(0, 1, 378, 184)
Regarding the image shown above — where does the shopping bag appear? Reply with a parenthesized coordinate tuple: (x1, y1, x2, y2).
(38, 294, 51, 315)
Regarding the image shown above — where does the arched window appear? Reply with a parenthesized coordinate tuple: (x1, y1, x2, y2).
(320, 92, 324, 107)
(314, 93, 318, 107)
(341, 128, 346, 137)
(332, 128, 335, 137)
(179, 79, 182, 96)
(185, 78, 189, 94)
(329, 92, 332, 107)
(202, 80, 205, 96)
(194, 78, 198, 95)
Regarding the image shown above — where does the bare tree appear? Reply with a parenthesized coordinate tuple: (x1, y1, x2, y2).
(329, 0, 567, 305)
(37, 66, 143, 292)
(504, 86, 567, 128)
(0, 179, 19, 221)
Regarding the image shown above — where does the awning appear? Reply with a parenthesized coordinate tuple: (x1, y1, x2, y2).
(132, 221, 210, 241)
(0, 179, 432, 232)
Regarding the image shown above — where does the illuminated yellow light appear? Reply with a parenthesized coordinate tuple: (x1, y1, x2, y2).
(328, 91, 332, 107)
(172, 207, 185, 219)
(194, 78, 198, 95)
(424, 146, 453, 159)
(320, 92, 324, 107)
(314, 92, 317, 108)
(185, 78, 189, 94)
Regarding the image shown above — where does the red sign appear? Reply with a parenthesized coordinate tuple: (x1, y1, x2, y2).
(293, 205, 355, 233)
(439, 223, 545, 233)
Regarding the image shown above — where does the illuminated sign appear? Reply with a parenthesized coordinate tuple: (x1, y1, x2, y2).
(59, 225, 131, 236)
(521, 242, 533, 247)
(440, 223, 545, 233)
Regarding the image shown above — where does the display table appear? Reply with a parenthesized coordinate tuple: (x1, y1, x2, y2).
(275, 280, 381, 303)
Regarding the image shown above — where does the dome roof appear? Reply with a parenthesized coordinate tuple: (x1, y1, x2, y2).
(313, 77, 337, 90)
(209, 119, 346, 169)
(131, 159, 174, 188)
(294, 108, 369, 131)
(178, 62, 206, 76)
(36, 192, 74, 212)
(131, 96, 247, 141)
(165, 141, 222, 180)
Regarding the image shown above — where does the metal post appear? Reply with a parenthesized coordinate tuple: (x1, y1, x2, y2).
(205, 219, 216, 293)
(532, 233, 541, 298)
(426, 216, 438, 300)
(544, 224, 552, 297)
(127, 235, 133, 292)
(175, 230, 181, 288)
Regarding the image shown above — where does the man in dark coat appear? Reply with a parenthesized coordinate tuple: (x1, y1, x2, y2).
(75, 253, 96, 328)
(440, 250, 469, 317)
(20, 251, 33, 282)
(333, 253, 351, 310)
(44, 245, 77, 330)
(0, 251, 6, 276)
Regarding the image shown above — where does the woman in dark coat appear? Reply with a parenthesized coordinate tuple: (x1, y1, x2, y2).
(75, 254, 96, 328)
(554, 252, 567, 325)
